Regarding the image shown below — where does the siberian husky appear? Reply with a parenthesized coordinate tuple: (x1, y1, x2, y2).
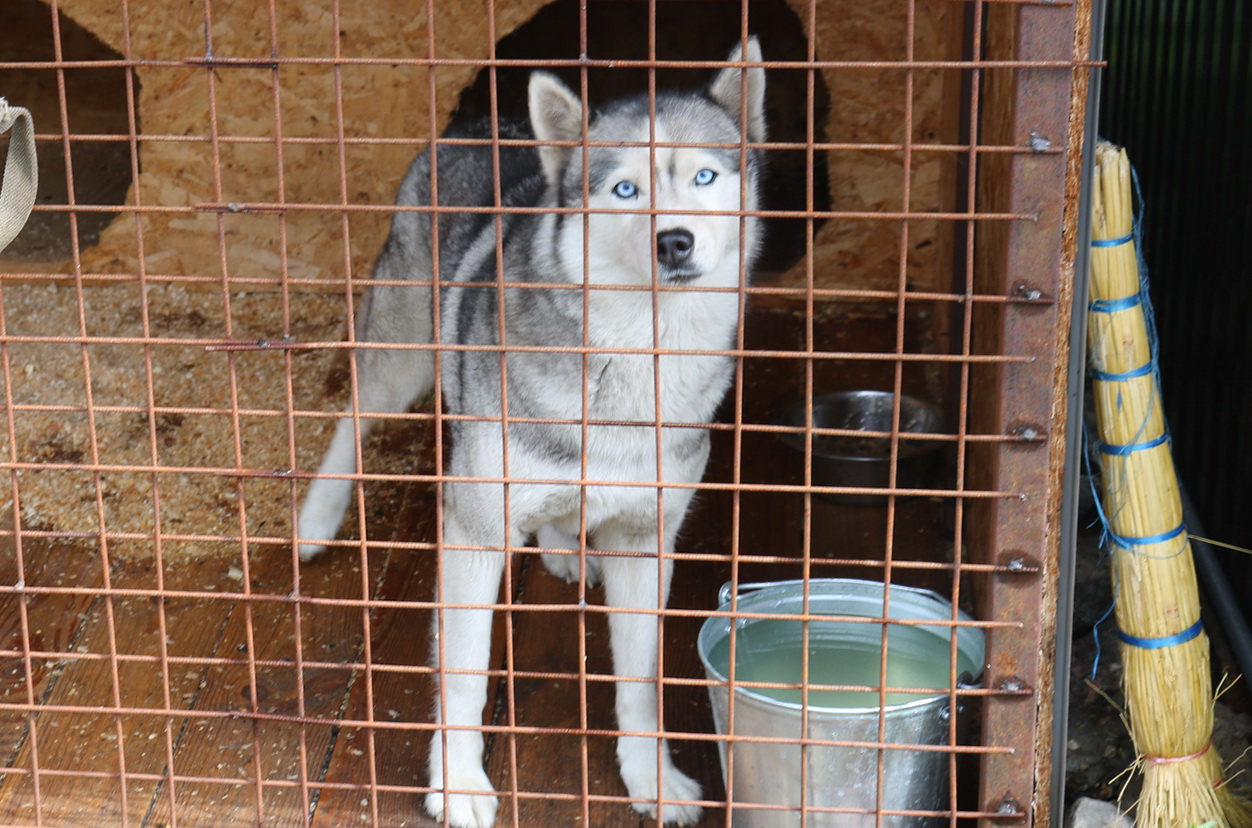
(298, 39, 765, 828)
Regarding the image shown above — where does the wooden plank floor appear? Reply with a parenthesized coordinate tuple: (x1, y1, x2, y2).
(0, 305, 961, 826)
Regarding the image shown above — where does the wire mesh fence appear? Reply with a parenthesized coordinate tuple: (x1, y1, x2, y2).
(0, 0, 1091, 825)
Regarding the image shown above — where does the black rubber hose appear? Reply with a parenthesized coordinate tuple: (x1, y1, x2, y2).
(1181, 484, 1252, 687)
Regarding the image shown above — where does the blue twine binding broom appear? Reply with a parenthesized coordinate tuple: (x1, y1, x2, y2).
(1087, 140, 1252, 828)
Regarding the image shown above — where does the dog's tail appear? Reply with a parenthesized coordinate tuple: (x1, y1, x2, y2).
(297, 162, 438, 561)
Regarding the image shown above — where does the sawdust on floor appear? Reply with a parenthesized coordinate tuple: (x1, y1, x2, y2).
(0, 280, 430, 561)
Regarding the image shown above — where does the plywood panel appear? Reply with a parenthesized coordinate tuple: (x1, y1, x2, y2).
(18, 0, 965, 298)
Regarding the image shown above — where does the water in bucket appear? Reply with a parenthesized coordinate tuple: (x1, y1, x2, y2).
(697, 579, 985, 828)
(705, 618, 966, 708)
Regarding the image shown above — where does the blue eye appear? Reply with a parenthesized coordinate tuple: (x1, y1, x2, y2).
(612, 180, 638, 199)
(694, 168, 717, 186)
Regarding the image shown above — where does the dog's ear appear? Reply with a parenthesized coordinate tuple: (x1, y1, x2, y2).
(529, 71, 583, 184)
(709, 37, 766, 143)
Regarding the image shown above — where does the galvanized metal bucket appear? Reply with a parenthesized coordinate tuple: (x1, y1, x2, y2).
(697, 579, 985, 828)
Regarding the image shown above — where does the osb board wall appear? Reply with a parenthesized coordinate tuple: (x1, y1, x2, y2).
(793, 0, 963, 295)
(16, 0, 962, 297)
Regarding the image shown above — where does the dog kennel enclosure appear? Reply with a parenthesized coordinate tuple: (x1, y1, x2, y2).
(0, 0, 1093, 825)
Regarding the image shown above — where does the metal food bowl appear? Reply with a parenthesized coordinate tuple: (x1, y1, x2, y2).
(777, 390, 947, 505)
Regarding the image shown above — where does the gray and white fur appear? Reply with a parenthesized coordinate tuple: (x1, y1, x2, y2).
(298, 39, 765, 828)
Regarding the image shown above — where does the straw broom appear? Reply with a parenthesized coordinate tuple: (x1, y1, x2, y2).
(1087, 140, 1252, 828)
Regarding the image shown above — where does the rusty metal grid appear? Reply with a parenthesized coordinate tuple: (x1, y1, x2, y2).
(0, 0, 1091, 826)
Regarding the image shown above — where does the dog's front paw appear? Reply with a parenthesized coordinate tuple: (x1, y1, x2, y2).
(425, 767, 499, 828)
(620, 757, 703, 825)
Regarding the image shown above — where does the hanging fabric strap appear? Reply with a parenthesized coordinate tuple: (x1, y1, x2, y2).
(0, 98, 38, 253)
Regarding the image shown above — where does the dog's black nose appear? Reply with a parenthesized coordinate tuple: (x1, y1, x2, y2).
(656, 230, 695, 268)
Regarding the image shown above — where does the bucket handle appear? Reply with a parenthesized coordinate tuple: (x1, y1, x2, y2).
(717, 580, 801, 607)
(937, 671, 982, 723)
